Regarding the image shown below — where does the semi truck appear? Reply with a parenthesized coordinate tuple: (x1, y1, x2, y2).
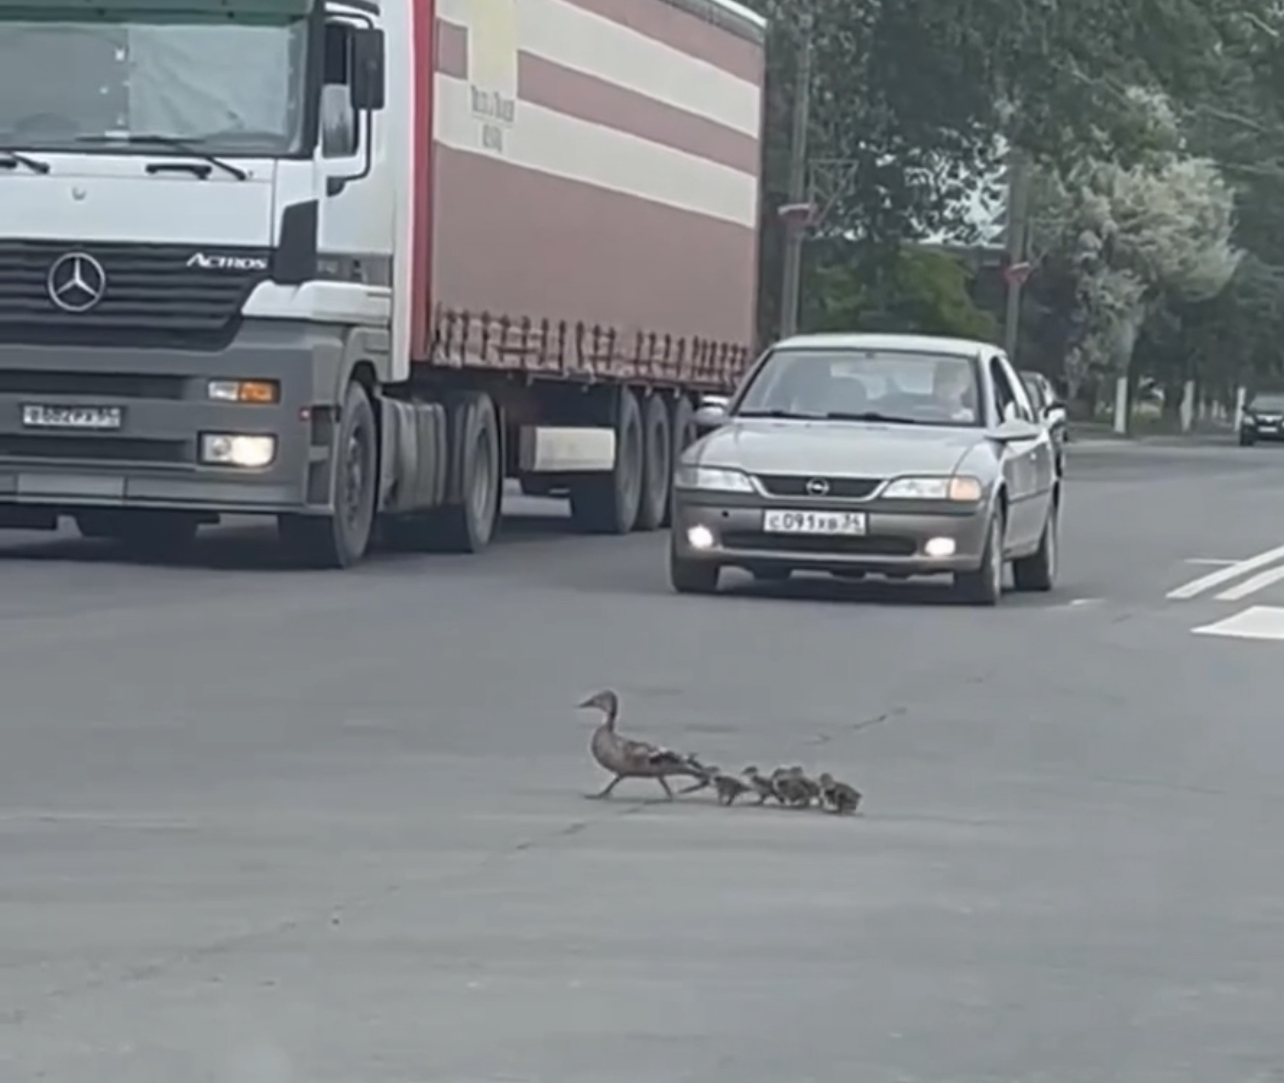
(0, 0, 765, 565)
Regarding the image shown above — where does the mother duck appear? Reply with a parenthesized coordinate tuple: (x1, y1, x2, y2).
(578, 689, 712, 799)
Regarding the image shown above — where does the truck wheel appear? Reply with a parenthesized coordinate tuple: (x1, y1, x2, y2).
(434, 391, 501, 552)
(278, 380, 377, 568)
(635, 393, 671, 531)
(664, 394, 697, 527)
(383, 392, 501, 553)
(569, 387, 643, 533)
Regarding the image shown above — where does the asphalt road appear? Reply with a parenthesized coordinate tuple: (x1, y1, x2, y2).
(2, 443, 1284, 1082)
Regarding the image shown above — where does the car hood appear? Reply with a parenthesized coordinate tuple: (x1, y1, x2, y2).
(690, 418, 986, 476)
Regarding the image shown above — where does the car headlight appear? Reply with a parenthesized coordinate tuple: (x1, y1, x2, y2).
(673, 465, 754, 492)
(881, 475, 983, 501)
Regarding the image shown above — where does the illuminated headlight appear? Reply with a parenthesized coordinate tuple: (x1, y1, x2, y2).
(687, 525, 715, 549)
(673, 465, 754, 493)
(200, 433, 276, 468)
(208, 379, 279, 403)
(881, 475, 983, 501)
(923, 536, 956, 557)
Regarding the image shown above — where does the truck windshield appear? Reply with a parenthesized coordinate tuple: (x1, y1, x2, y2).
(0, 15, 308, 155)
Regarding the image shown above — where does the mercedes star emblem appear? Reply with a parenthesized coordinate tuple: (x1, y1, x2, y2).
(47, 252, 107, 313)
(805, 477, 829, 495)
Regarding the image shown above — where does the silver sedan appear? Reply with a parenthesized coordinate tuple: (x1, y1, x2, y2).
(669, 333, 1061, 605)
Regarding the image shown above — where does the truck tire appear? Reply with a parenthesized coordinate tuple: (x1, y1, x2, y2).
(569, 386, 643, 534)
(664, 394, 697, 527)
(635, 392, 671, 531)
(434, 391, 502, 552)
(384, 391, 501, 553)
(278, 379, 377, 568)
(77, 510, 200, 557)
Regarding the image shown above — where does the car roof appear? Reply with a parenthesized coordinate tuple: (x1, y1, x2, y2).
(771, 332, 997, 359)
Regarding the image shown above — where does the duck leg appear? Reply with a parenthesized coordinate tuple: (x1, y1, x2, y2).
(586, 775, 624, 799)
(657, 776, 675, 799)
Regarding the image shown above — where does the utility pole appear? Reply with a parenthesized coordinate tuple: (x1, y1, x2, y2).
(1001, 143, 1030, 360)
(777, 12, 812, 340)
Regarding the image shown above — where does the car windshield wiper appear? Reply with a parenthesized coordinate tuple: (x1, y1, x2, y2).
(74, 134, 247, 179)
(0, 149, 50, 174)
(737, 409, 824, 419)
(825, 410, 926, 424)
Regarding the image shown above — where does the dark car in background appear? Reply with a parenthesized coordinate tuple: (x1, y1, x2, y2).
(1019, 371, 1067, 474)
(1239, 393, 1284, 445)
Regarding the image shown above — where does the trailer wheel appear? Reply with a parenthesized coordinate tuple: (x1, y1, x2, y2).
(635, 392, 671, 531)
(569, 386, 643, 534)
(278, 379, 376, 568)
(664, 394, 698, 527)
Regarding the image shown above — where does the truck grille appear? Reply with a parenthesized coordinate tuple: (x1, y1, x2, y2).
(0, 240, 270, 347)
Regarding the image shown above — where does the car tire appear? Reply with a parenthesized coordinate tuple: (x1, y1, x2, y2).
(670, 545, 720, 595)
(1240, 430, 1256, 446)
(1012, 503, 1057, 592)
(954, 509, 1004, 606)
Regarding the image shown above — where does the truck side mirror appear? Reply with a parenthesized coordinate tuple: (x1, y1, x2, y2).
(349, 28, 386, 111)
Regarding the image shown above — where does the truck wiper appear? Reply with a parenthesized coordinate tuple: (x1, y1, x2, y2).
(74, 133, 247, 179)
(0, 149, 50, 174)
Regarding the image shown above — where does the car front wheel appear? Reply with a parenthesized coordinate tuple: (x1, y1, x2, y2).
(670, 546, 720, 595)
(1012, 504, 1057, 591)
(954, 510, 1004, 606)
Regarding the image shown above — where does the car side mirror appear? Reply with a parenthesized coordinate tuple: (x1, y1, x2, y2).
(694, 402, 728, 430)
(993, 417, 1042, 442)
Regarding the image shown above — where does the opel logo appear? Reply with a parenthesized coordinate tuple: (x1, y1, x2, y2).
(47, 252, 107, 313)
(805, 477, 829, 495)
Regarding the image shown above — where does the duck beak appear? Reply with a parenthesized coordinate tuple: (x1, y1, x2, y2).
(576, 696, 597, 709)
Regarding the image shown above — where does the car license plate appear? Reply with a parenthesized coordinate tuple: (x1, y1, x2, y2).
(763, 509, 866, 535)
(21, 404, 123, 430)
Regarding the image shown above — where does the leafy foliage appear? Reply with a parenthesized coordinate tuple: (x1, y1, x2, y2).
(802, 247, 997, 341)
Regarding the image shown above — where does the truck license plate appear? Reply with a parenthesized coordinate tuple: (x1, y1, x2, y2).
(21, 404, 123, 430)
(763, 509, 867, 535)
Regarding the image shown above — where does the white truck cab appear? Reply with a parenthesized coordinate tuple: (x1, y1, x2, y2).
(0, 0, 410, 563)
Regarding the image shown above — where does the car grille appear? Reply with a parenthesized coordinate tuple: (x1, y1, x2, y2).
(755, 474, 882, 499)
(0, 239, 270, 347)
(721, 531, 915, 555)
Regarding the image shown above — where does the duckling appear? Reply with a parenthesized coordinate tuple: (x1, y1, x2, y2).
(741, 766, 781, 805)
(711, 772, 751, 805)
(773, 766, 820, 808)
(577, 690, 711, 800)
(817, 772, 862, 814)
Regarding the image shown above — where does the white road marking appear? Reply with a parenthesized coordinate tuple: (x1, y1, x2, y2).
(1184, 557, 1238, 566)
(1193, 605, 1284, 641)
(1216, 563, 1284, 600)
(1166, 543, 1284, 599)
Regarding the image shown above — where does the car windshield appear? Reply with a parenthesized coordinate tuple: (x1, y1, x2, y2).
(1251, 394, 1284, 411)
(0, 14, 309, 155)
(734, 347, 983, 427)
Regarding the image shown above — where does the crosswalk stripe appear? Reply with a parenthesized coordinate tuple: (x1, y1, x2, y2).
(1216, 563, 1284, 600)
(1167, 543, 1284, 599)
(1193, 605, 1284, 640)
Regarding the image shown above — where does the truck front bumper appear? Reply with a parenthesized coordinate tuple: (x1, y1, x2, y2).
(0, 322, 338, 516)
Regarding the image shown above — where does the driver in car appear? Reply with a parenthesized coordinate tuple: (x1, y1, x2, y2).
(931, 361, 978, 423)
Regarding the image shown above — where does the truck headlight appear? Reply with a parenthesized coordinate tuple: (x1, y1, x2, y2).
(673, 465, 754, 492)
(208, 379, 279, 403)
(882, 475, 982, 501)
(200, 433, 275, 468)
